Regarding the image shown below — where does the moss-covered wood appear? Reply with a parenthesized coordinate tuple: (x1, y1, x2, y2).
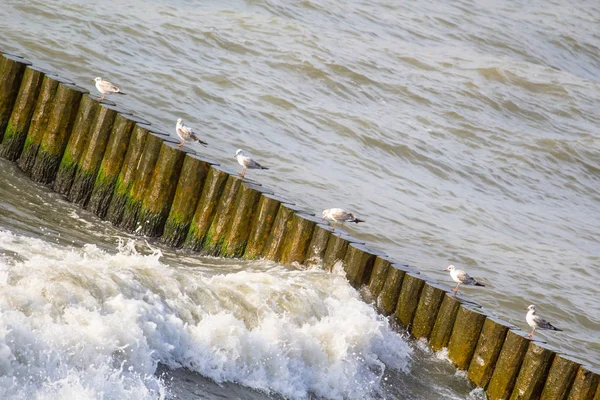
(54, 94, 102, 195)
(68, 104, 122, 206)
(467, 316, 515, 388)
(183, 166, 231, 250)
(221, 183, 272, 257)
(568, 365, 600, 400)
(87, 115, 148, 218)
(136, 142, 188, 237)
(0, 65, 47, 160)
(509, 341, 555, 400)
(323, 231, 351, 271)
(394, 273, 426, 329)
(17, 74, 65, 174)
(377, 263, 405, 315)
(486, 330, 531, 400)
(201, 174, 244, 255)
(30, 83, 88, 184)
(281, 213, 322, 265)
(0, 54, 31, 142)
(429, 292, 463, 352)
(540, 354, 581, 400)
(262, 203, 311, 262)
(411, 282, 449, 339)
(243, 194, 288, 259)
(368, 257, 391, 298)
(304, 223, 334, 268)
(161, 154, 214, 247)
(447, 305, 487, 370)
(106, 123, 152, 225)
(342, 243, 376, 288)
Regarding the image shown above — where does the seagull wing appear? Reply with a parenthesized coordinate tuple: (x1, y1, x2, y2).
(99, 80, 120, 93)
(456, 270, 477, 285)
(330, 209, 351, 221)
(533, 315, 562, 331)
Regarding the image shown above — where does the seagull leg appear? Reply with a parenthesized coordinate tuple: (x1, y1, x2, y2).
(240, 167, 246, 177)
(177, 139, 184, 147)
(452, 282, 460, 295)
(98, 94, 105, 101)
(528, 328, 535, 339)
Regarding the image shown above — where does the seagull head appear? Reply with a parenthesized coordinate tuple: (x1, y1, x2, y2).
(527, 304, 536, 312)
(321, 209, 329, 220)
(445, 265, 455, 272)
(234, 149, 243, 159)
(94, 77, 102, 82)
(176, 118, 183, 125)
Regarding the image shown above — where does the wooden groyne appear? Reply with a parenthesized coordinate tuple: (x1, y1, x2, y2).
(1, 50, 598, 400)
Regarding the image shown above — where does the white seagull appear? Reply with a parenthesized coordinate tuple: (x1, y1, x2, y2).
(445, 265, 485, 295)
(176, 118, 208, 147)
(526, 304, 562, 339)
(321, 208, 364, 231)
(234, 149, 268, 177)
(94, 77, 126, 101)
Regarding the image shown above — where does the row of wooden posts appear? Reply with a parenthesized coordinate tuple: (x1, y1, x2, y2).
(1, 50, 599, 400)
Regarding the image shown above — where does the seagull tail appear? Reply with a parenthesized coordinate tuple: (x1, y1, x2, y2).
(352, 217, 365, 224)
(199, 140, 209, 147)
(549, 325, 562, 332)
(116, 91, 126, 95)
(260, 166, 269, 170)
(474, 282, 485, 287)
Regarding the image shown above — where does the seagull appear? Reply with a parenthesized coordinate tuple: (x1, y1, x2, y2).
(94, 77, 125, 101)
(176, 118, 208, 147)
(234, 149, 268, 177)
(445, 265, 485, 295)
(526, 304, 562, 339)
(321, 208, 364, 231)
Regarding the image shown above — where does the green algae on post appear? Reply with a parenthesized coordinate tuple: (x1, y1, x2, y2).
(411, 282, 449, 340)
(243, 193, 288, 260)
(0, 65, 47, 161)
(87, 115, 150, 218)
(161, 154, 214, 247)
(367, 256, 391, 298)
(567, 364, 600, 400)
(68, 103, 122, 206)
(467, 316, 515, 388)
(540, 354, 581, 400)
(429, 292, 463, 352)
(485, 329, 531, 400)
(262, 203, 312, 262)
(137, 142, 188, 237)
(447, 305, 487, 370)
(394, 273, 426, 329)
(183, 165, 231, 250)
(509, 341, 555, 400)
(280, 213, 322, 265)
(376, 263, 407, 315)
(342, 243, 377, 288)
(54, 94, 102, 195)
(31, 83, 88, 184)
(322, 231, 351, 272)
(0, 54, 32, 142)
(304, 223, 334, 268)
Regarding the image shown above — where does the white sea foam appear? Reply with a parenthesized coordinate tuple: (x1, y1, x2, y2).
(0, 230, 412, 399)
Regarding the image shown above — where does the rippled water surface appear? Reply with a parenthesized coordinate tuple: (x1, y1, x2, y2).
(1, 0, 599, 396)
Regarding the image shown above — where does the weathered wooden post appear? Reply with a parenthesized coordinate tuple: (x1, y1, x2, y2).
(367, 257, 391, 298)
(1, 65, 48, 160)
(105, 123, 152, 225)
(322, 231, 351, 271)
(221, 183, 273, 257)
(411, 282, 450, 339)
(429, 293, 465, 352)
(68, 104, 124, 206)
(394, 273, 427, 329)
(136, 142, 188, 237)
(467, 316, 515, 388)
(304, 223, 334, 268)
(161, 155, 216, 247)
(567, 364, 600, 400)
(280, 213, 323, 265)
(540, 354, 581, 400)
(486, 329, 532, 400)
(30, 83, 89, 184)
(509, 341, 556, 400)
(262, 203, 313, 262)
(18, 74, 70, 174)
(54, 94, 103, 195)
(342, 243, 377, 288)
(376, 263, 408, 315)
(0, 54, 31, 142)
(87, 115, 150, 218)
(184, 166, 232, 250)
(243, 193, 290, 259)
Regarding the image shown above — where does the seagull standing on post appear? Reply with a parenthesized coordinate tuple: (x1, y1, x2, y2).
(321, 208, 364, 231)
(445, 265, 485, 295)
(526, 304, 562, 339)
(94, 77, 126, 101)
(176, 118, 208, 147)
(234, 149, 268, 177)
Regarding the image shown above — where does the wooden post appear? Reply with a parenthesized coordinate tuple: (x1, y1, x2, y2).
(0, 54, 32, 142)
(342, 243, 377, 288)
(376, 263, 407, 315)
(322, 231, 351, 271)
(161, 154, 215, 247)
(1, 65, 48, 160)
(183, 166, 232, 250)
(262, 203, 313, 262)
(541, 354, 581, 400)
(486, 330, 532, 400)
(447, 305, 487, 370)
(304, 223, 334, 268)
(509, 341, 556, 400)
(411, 282, 450, 340)
(243, 193, 290, 259)
(31, 83, 88, 184)
(567, 364, 600, 400)
(429, 293, 463, 352)
(54, 94, 102, 195)
(137, 142, 188, 237)
(279, 213, 322, 265)
(467, 316, 515, 388)
(394, 273, 426, 329)
(87, 115, 150, 218)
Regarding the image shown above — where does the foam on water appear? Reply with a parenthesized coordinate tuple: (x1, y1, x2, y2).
(0, 230, 411, 400)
